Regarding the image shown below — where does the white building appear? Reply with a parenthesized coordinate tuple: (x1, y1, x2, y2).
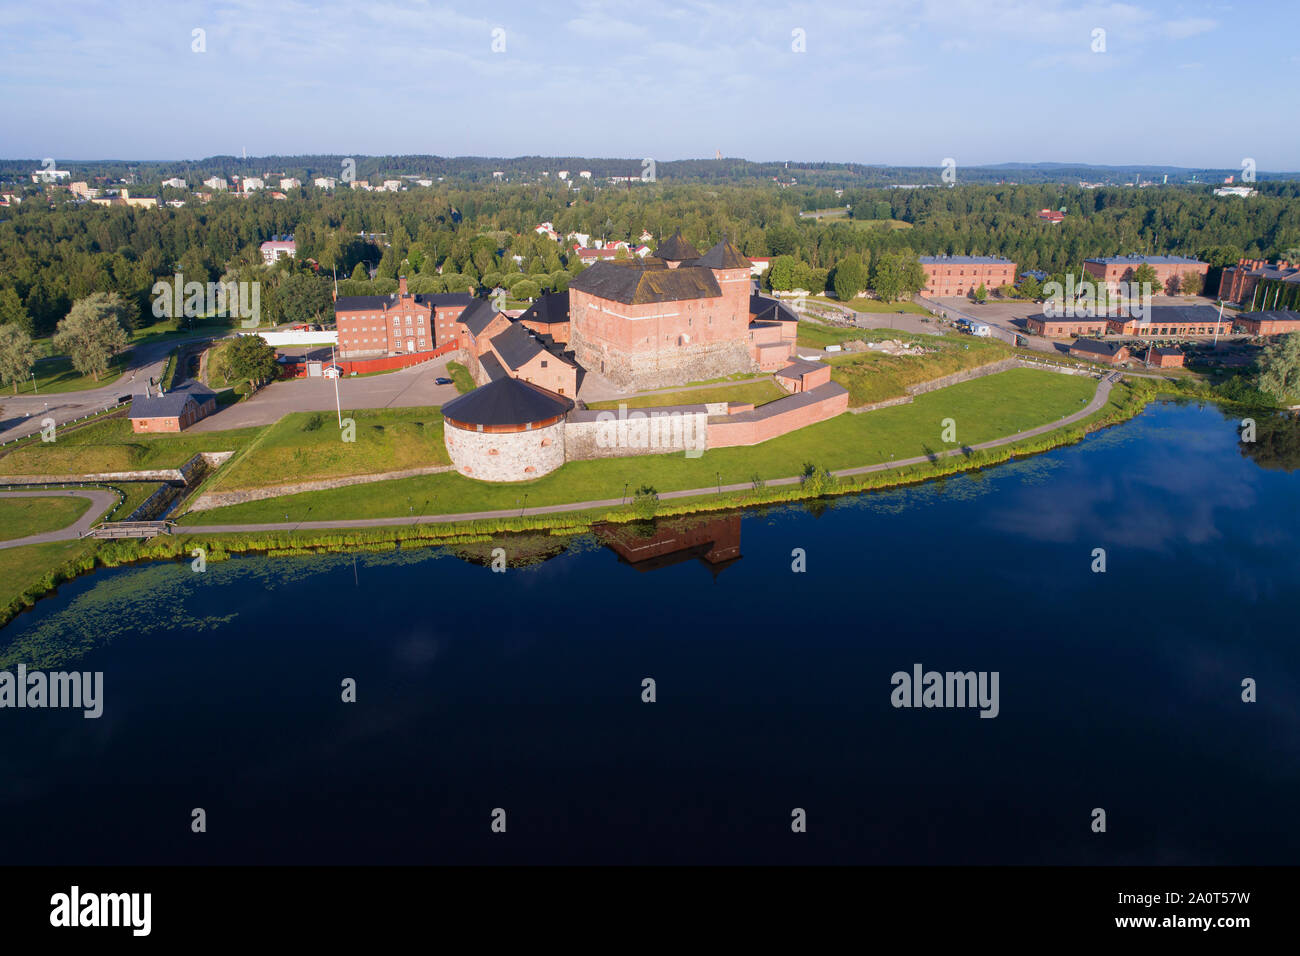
(1214, 185, 1256, 198)
(381, 180, 401, 192)
(31, 168, 70, 183)
(313, 176, 337, 189)
(241, 177, 265, 192)
(259, 238, 296, 264)
(203, 176, 228, 190)
(161, 177, 188, 189)
(578, 170, 592, 179)
(557, 171, 569, 180)
(279, 177, 301, 189)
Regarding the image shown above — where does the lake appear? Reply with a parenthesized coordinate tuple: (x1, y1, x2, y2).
(1, 399, 1297, 864)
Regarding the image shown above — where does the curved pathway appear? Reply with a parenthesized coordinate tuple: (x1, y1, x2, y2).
(0, 489, 120, 550)
(182, 372, 1120, 535)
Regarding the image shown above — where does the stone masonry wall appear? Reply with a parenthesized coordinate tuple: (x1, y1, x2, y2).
(565, 408, 708, 460)
(444, 419, 566, 481)
(569, 327, 757, 391)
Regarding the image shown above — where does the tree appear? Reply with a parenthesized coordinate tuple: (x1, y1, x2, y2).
(511, 279, 541, 301)
(350, 262, 369, 281)
(1180, 271, 1202, 297)
(831, 255, 867, 301)
(1164, 274, 1181, 296)
(1256, 333, 1300, 403)
(768, 255, 797, 291)
(0, 324, 38, 393)
(222, 334, 279, 391)
(0, 287, 33, 335)
(1131, 263, 1159, 296)
(275, 273, 333, 325)
(972, 282, 988, 303)
(53, 294, 131, 381)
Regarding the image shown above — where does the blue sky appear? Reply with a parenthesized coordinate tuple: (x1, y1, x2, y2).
(2, 0, 1296, 168)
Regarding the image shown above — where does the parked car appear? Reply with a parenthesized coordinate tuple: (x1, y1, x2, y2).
(434, 377, 453, 385)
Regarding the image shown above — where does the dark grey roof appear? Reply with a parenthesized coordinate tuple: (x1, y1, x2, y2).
(569, 260, 721, 304)
(1245, 310, 1300, 322)
(1085, 254, 1204, 265)
(441, 376, 573, 427)
(334, 291, 475, 311)
(749, 294, 799, 323)
(774, 359, 826, 379)
(686, 238, 750, 270)
(652, 229, 701, 261)
(1137, 305, 1223, 324)
(1070, 338, 1126, 357)
(490, 321, 545, 370)
(129, 380, 216, 419)
(518, 291, 570, 325)
(479, 351, 507, 381)
(460, 298, 500, 337)
(1150, 346, 1183, 356)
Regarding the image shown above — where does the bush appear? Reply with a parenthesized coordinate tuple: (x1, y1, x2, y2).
(631, 485, 659, 520)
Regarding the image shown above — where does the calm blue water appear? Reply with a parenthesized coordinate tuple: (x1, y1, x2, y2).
(1, 400, 1297, 864)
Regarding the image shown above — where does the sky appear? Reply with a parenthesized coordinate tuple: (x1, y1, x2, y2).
(2, 0, 1297, 169)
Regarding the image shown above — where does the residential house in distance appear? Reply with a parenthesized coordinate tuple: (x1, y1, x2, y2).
(748, 256, 770, 277)
(91, 189, 158, 209)
(31, 167, 70, 182)
(70, 181, 99, 199)
(573, 245, 619, 265)
(1083, 254, 1207, 293)
(259, 237, 296, 264)
(240, 177, 265, 192)
(279, 177, 300, 190)
(161, 177, 188, 189)
(535, 222, 559, 241)
(1069, 339, 1129, 365)
(919, 256, 1017, 297)
(1038, 208, 1065, 223)
(313, 176, 337, 189)
(128, 381, 217, 433)
(1217, 259, 1300, 307)
(381, 180, 401, 192)
(202, 176, 228, 191)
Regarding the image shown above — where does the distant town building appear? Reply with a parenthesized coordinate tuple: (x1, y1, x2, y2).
(279, 177, 300, 189)
(161, 177, 188, 189)
(1038, 208, 1065, 223)
(578, 170, 592, 179)
(918, 255, 1017, 297)
(259, 237, 296, 264)
(1083, 255, 1207, 293)
(202, 176, 228, 191)
(90, 189, 158, 209)
(69, 181, 98, 199)
(1214, 185, 1256, 198)
(240, 177, 265, 192)
(381, 180, 401, 192)
(1144, 346, 1184, 368)
(313, 176, 337, 189)
(1217, 258, 1300, 307)
(31, 167, 70, 183)
(748, 256, 771, 276)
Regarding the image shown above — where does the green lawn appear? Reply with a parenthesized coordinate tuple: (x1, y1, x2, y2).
(824, 331, 1012, 406)
(0, 540, 93, 614)
(0, 496, 93, 542)
(806, 296, 930, 315)
(588, 381, 786, 410)
(796, 321, 876, 348)
(182, 368, 1097, 526)
(446, 361, 476, 394)
(202, 407, 451, 492)
(0, 418, 263, 476)
(9, 351, 132, 396)
(129, 316, 239, 347)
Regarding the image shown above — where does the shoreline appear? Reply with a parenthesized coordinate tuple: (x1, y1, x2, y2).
(0, 375, 1168, 632)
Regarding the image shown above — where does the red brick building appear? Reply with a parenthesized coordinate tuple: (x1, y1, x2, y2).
(333, 276, 473, 358)
(1217, 259, 1300, 307)
(1144, 346, 1184, 368)
(1112, 305, 1232, 337)
(1024, 315, 1112, 337)
(1083, 255, 1207, 293)
(919, 256, 1017, 297)
(1069, 339, 1129, 364)
(1235, 310, 1300, 336)
(128, 381, 217, 432)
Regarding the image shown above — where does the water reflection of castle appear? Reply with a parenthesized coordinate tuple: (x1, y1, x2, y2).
(595, 514, 742, 576)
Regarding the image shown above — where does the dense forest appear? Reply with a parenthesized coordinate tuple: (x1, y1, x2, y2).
(1, 177, 1298, 337)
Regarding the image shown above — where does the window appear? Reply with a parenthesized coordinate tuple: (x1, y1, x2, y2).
(540, 360, 548, 368)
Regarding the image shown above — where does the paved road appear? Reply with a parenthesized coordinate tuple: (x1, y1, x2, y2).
(0, 489, 120, 550)
(0, 334, 221, 444)
(182, 372, 1119, 535)
(189, 357, 461, 431)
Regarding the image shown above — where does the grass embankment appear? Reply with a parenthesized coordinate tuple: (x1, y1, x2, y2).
(0, 418, 263, 475)
(817, 329, 1012, 405)
(0, 540, 97, 629)
(182, 368, 1097, 526)
(446, 361, 476, 394)
(0, 496, 93, 542)
(202, 407, 451, 493)
(587, 381, 786, 410)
